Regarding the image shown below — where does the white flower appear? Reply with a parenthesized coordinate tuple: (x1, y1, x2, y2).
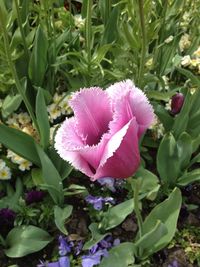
(193, 47, 200, 58)
(0, 159, 11, 180)
(7, 150, 32, 171)
(7, 149, 16, 159)
(6, 113, 19, 128)
(53, 93, 63, 104)
(179, 34, 191, 52)
(0, 159, 6, 169)
(181, 55, 191, 67)
(74, 15, 85, 28)
(17, 112, 31, 125)
(47, 103, 62, 122)
(18, 159, 32, 171)
(164, 35, 174, 44)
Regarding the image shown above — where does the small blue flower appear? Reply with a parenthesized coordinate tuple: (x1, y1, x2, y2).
(58, 236, 72, 256)
(75, 240, 83, 255)
(97, 177, 116, 192)
(82, 249, 108, 267)
(168, 260, 179, 267)
(59, 256, 70, 267)
(85, 195, 115, 210)
(37, 256, 70, 267)
(85, 195, 104, 210)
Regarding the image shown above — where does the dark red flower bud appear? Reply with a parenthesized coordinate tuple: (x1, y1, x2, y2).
(171, 93, 184, 114)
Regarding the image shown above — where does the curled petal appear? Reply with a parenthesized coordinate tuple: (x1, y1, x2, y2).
(69, 88, 112, 146)
(92, 118, 140, 180)
(107, 79, 155, 137)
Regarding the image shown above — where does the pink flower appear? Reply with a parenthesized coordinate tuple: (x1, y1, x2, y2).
(55, 80, 154, 181)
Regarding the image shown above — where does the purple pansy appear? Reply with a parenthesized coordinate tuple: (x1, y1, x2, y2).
(25, 190, 45, 205)
(0, 208, 16, 226)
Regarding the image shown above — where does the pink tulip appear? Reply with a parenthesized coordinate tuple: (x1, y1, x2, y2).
(55, 80, 154, 181)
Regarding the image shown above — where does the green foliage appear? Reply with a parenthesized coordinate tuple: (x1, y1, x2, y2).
(4, 225, 52, 257)
(54, 205, 73, 235)
(99, 242, 135, 267)
(0, 124, 40, 165)
(0, 0, 200, 264)
(28, 25, 48, 87)
(83, 223, 110, 250)
(35, 144, 64, 206)
(36, 88, 50, 149)
(135, 188, 182, 258)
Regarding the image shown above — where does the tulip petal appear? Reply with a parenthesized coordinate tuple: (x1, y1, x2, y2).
(92, 118, 140, 180)
(55, 117, 84, 154)
(107, 79, 155, 137)
(55, 118, 111, 177)
(69, 88, 112, 146)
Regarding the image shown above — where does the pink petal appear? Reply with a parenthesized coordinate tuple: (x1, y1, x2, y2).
(92, 118, 140, 180)
(107, 79, 155, 137)
(55, 117, 111, 177)
(54, 117, 84, 155)
(54, 118, 98, 177)
(69, 88, 112, 146)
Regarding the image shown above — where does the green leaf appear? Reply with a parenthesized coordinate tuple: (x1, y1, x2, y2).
(101, 6, 119, 44)
(139, 188, 182, 252)
(134, 220, 167, 258)
(35, 144, 64, 205)
(83, 223, 110, 250)
(1, 94, 22, 118)
(134, 167, 160, 201)
(31, 168, 44, 186)
(54, 205, 73, 235)
(36, 88, 50, 149)
(29, 25, 48, 86)
(101, 199, 134, 231)
(99, 242, 135, 267)
(92, 44, 112, 65)
(0, 178, 23, 210)
(0, 124, 40, 166)
(177, 132, 192, 170)
(5, 225, 52, 258)
(47, 147, 73, 180)
(147, 90, 176, 101)
(176, 67, 200, 87)
(177, 169, 200, 186)
(157, 133, 180, 186)
(154, 104, 174, 131)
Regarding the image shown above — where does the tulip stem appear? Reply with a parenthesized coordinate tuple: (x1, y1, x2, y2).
(129, 178, 143, 238)
(134, 179, 143, 237)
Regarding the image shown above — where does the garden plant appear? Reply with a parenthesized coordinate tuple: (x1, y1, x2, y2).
(0, 0, 200, 266)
